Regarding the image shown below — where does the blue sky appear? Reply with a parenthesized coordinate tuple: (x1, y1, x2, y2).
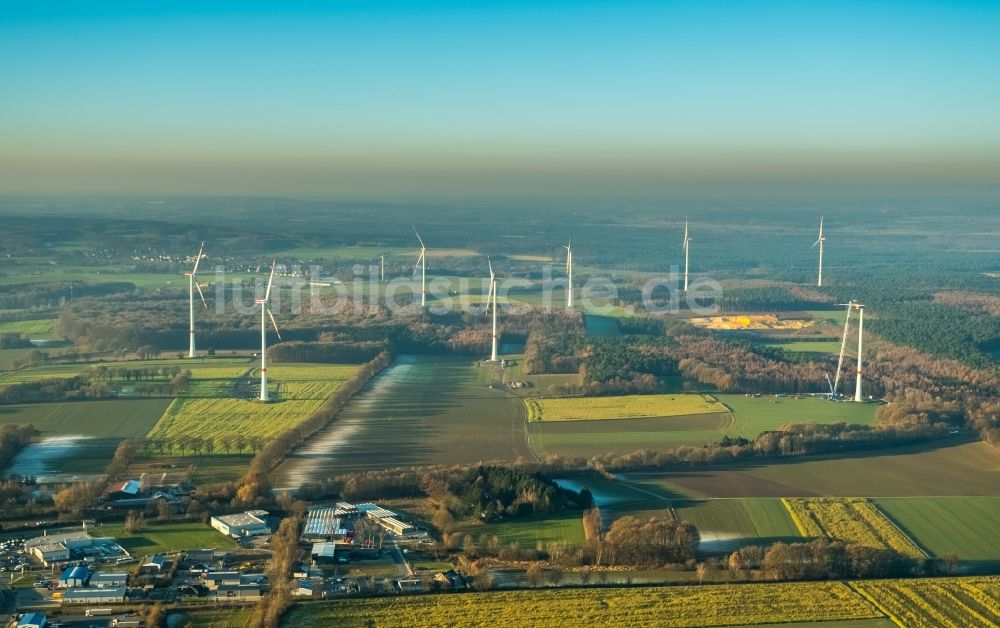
(1, 1, 998, 200)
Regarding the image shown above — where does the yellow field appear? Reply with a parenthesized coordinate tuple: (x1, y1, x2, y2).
(283, 581, 880, 627)
(852, 577, 1000, 627)
(147, 363, 358, 446)
(687, 314, 814, 330)
(526, 394, 726, 422)
(783, 498, 926, 558)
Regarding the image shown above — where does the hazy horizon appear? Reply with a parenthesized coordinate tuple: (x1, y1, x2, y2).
(3, 1, 999, 202)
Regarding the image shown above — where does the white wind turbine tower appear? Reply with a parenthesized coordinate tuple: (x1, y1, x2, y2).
(682, 218, 692, 291)
(853, 303, 866, 402)
(812, 216, 825, 287)
(564, 240, 574, 308)
(487, 258, 498, 361)
(185, 242, 207, 358)
(413, 227, 427, 307)
(832, 300, 854, 397)
(256, 259, 282, 402)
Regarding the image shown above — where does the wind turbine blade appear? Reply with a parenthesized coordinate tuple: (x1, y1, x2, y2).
(264, 258, 276, 302)
(488, 257, 493, 278)
(412, 226, 425, 250)
(267, 307, 282, 341)
(191, 241, 205, 276)
(812, 238, 820, 248)
(194, 281, 208, 309)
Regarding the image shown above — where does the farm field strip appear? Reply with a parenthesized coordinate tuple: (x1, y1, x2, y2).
(873, 497, 1000, 565)
(852, 577, 1000, 627)
(0, 358, 253, 384)
(147, 363, 357, 446)
(527, 393, 726, 422)
(0, 318, 57, 335)
(281, 581, 881, 627)
(674, 498, 801, 549)
(782, 498, 926, 557)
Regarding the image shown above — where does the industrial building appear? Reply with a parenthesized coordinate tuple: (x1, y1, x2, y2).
(210, 510, 271, 537)
(310, 541, 343, 564)
(302, 507, 352, 542)
(61, 587, 127, 604)
(59, 564, 89, 588)
(89, 572, 129, 588)
(17, 613, 47, 628)
(214, 583, 262, 600)
(25, 532, 128, 567)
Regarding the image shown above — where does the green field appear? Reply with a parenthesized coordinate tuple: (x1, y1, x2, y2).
(527, 394, 877, 459)
(281, 581, 882, 627)
(147, 363, 357, 447)
(626, 441, 1000, 499)
(0, 356, 253, 385)
(0, 319, 57, 335)
(0, 398, 172, 437)
(0, 348, 33, 370)
(674, 498, 802, 551)
(716, 394, 879, 430)
(274, 355, 533, 487)
(95, 521, 237, 556)
(529, 413, 733, 458)
(455, 512, 586, 548)
(874, 497, 1000, 570)
(527, 394, 726, 422)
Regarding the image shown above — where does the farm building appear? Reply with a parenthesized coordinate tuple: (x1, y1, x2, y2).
(333, 501, 361, 517)
(214, 583, 262, 600)
(142, 554, 166, 572)
(356, 503, 416, 535)
(59, 565, 90, 588)
(61, 587, 127, 604)
(203, 571, 241, 589)
(293, 578, 323, 597)
(310, 541, 345, 565)
(105, 479, 142, 499)
(89, 572, 129, 588)
(16, 613, 47, 628)
(434, 569, 467, 590)
(211, 510, 271, 537)
(302, 507, 351, 542)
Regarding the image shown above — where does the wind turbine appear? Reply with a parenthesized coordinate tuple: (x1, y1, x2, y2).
(812, 216, 825, 287)
(185, 242, 207, 358)
(682, 218, 692, 292)
(832, 301, 854, 397)
(256, 259, 282, 402)
(487, 258, 498, 361)
(413, 227, 427, 307)
(564, 240, 574, 308)
(853, 303, 865, 402)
